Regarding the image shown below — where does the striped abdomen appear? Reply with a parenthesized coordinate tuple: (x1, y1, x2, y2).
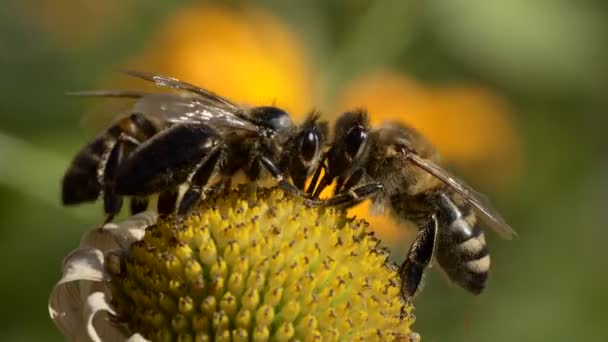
(435, 192, 490, 294)
(62, 113, 158, 206)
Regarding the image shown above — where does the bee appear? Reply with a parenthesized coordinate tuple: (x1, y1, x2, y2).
(307, 110, 516, 298)
(62, 71, 328, 223)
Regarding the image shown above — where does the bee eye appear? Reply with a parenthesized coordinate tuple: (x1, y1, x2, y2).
(345, 126, 368, 159)
(301, 131, 319, 161)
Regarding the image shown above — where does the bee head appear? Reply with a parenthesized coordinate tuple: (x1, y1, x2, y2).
(327, 110, 370, 176)
(375, 122, 439, 161)
(298, 114, 328, 163)
(281, 113, 328, 189)
(250, 106, 294, 133)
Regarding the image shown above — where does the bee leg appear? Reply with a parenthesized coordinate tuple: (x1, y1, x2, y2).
(130, 197, 149, 214)
(99, 134, 142, 224)
(99, 138, 129, 224)
(399, 214, 438, 299)
(305, 155, 327, 195)
(311, 173, 333, 198)
(259, 156, 323, 205)
(323, 182, 384, 208)
(334, 177, 346, 195)
(340, 168, 365, 192)
(157, 188, 180, 215)
(177, 147, 224, 217)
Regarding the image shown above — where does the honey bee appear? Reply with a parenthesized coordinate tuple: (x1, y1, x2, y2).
(308, 110, 516, 298)
(62, 71, 328, 223)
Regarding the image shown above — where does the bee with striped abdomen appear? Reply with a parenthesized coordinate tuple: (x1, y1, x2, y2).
(308, 110, 516, 298)
(62, 71, 328, 224)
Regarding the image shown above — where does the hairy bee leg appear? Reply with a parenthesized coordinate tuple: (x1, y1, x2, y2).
(323, 182, 384, 208)
(259, 155, 322, 205)
(130, 197, 149, 214)
(338, 168, 365, 194)
(99, 133, 145, 224)
(399, 215, 438, 299)
(100, 147, 122, 224)
(177, 147, 224, 217)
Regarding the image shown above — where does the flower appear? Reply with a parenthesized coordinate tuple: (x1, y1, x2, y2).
(335, 71, 522, 182)
(49, 187, 417, 341)
(125, 3, 313, 116)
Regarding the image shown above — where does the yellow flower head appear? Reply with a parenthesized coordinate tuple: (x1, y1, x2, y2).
(50, 187, 417, 341)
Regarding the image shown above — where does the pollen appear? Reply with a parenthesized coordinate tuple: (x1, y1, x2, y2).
(108, 186, 416, 341)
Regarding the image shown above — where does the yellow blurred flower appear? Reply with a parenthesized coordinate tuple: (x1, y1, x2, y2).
(130, 4, 313, 116)
(123, 3, 520, 245)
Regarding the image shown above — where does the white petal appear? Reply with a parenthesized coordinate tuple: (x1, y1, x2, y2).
(126, 333, 150, 342)
(84, 292, 132, 342)
(79, 211, 156, 252)
(97, 211, 157, 250)
(60, 248, 106, 284)
(49, 213, 157, 341)
(79, 226, 119, 253)
(49, 279, 88, 341)
(49, 248, 107, 340)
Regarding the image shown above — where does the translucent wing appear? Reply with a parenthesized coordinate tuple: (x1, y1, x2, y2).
(121, 70, 238, 109)
(131, 93, 259, 133)
(406, 153, 516, 239)
(68, 82, 259, 133)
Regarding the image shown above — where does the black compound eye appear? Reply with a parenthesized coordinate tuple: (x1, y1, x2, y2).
(300, 130, 319, 161)
(345, 126, 368, 159)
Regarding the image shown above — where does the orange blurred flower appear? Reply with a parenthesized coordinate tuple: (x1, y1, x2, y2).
(130, 4, 313, 117)
(124, 3, 520, 245)
(336, 71, 522, 183)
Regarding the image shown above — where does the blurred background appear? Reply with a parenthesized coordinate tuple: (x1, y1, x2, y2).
(1, 0, 607, 341)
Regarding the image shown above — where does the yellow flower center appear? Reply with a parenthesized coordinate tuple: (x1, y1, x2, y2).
(106, 187, 415, 341)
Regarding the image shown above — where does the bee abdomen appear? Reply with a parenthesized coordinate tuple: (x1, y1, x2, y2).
(437, 209, 491, 294)
(62, 136, 108, 204)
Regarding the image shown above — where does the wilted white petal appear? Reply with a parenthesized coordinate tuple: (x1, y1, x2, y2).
(50, 213, 157, 341)
(79, 226, 118, 252)
(49, 280, 89, 341)
(99, 211, 157, 250)
(49, 248, 107, 340)
(125, 333, 150, 342)
(84, 292, 134, 342)
(59, 248, 106, 284)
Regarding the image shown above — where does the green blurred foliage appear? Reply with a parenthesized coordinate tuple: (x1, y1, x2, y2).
(0, 0, 606, 341)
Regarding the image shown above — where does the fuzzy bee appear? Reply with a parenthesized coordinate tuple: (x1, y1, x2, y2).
(62, 71, 328, 223)
(307, 110, 516, 298)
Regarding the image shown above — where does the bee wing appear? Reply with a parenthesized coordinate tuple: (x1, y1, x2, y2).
(121, 71, 260, 133)
(68, 90, 259, 134)
(121, 70, 239, 110)
(406, 153, 516, 239)
(132, 93, 259, 133)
